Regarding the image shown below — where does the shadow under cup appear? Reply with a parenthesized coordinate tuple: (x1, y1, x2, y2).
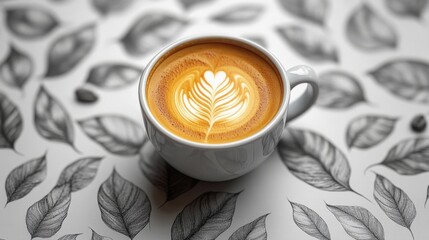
(138, 36, 292, 181)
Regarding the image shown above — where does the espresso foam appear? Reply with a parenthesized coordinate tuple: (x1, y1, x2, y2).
(146, 42, 283, 143)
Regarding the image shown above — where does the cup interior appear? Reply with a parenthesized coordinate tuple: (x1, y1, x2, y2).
(138, 35, 291, 149)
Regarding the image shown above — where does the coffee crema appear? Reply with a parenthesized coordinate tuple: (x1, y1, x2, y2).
(146, 42, 283, 143)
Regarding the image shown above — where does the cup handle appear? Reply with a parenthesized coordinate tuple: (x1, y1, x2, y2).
(285, 65, 319, 122)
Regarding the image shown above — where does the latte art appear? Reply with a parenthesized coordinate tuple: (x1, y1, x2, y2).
(146, 42, 283, 143)
(175, 70, 255, 140)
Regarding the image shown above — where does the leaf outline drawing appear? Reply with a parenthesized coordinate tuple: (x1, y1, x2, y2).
(212, 5, 264, 23)
(228, 214, 269, 240)
(121, 13, 187, 56)
(290, 201, 330, 240)
(78, 114, 145, 155)
(327, 204, 385, 240)
(369, 60, 429, 103)
(385, 0, 428, 18)
(56, 156, 103, 192)
(6, 6, 58, 38)
(316, 70, 366, 109)
(278, 0, 328, 26)
(0, 45, 33, 90)
(34, 86, 76, 150)
(86, 63, 143, 89)
(346, 115, 396, 149)
(91, 0, 134, 15)
(45, 24, 95, 77)
(57, 233, 82, 240)
(171, 191, 241, 240)
(0, 91, 23, 151)
(373, 137, 429, 175)
(5, 153, 47, 204)
(346, 4, 397, 50)
(373, 174, 416, 239)
(98, 169, 151, 239)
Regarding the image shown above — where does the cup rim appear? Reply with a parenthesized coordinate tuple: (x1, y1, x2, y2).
(138, 34, 291, 149)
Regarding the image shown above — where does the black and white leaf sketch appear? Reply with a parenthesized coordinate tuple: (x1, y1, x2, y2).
(86, 63, 143, 89)
(79, 115, 145, 155)
(290, 201, 330, 240)
(98, 169, 151, 239)
(327, 204, 385, 240)
(91, 0, 134, 15)
(278, 128, 357, 193)
(0, 92, 23, 150)
(58, 234, 81, 240)
(374, 137, 429, 175)
(316, 71, 366, 109)
(5, 154, 47, 205)
(171, 191, 240, 240)
(228, 214, 269, 240)
(385, 0, 428, 18)
(34, 86, 76, 150)
(6, 6, 58, 38)
(370, 60, 429, 103)
(212, 5, 263, 23)
(90, 228, 113, 240)
(45, 25, 95, 77)
(374, 174, 416, 238)
(0, 45, 33, 90)
(121, 13, 187, 56)
(277, 25, 338, 62)
(346, 4, 397, 50)
(346, 115, 396, 149)
(56, 157, 103, 192)
(179, 0, 214, 9)
(26, 184, 72, 238)
(139, 142, 198, 202)
(278, 0, 328, 25)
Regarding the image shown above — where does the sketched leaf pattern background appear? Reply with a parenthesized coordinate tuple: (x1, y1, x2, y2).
(0, 0, 428, 239)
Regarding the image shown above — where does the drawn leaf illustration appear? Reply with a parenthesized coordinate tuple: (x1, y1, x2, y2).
(5, 154, 47, 204)
(91, 228, 113, 240)
(171, 191, 240, 240)
(374, 174, 416, 238)
(6, 6, 58, 38)
(45, 25, 95, 77)
(327, 204, 385, 240)
(26, 184, 72, 238)
(86, 63, 142, 89)
(176, 70, 252, 140)
(346, 4, 397, 50)
(92, 0, 134, 15)
(228, 214, 269, 240)
(376, 137, 429, 175)
(316, 71, 366, 109)
(0, 45, 33, 90)
(121, 13, 187, 56)
(58, 234, 81, 240)
(79, 115, 145, 155)
(98, 169, 151, 239)
(346, 115, 396, 149)
(0, 92, 23, 150)
(278, 128, 353, 192)
(290, 201, 330, 240)
(369, 60, 429, 103)
(277, 25, 338, 62)
(56, 157, 103, 192)
(179, 0, 214, 9)
(139, 142, 198, 202)
(385, 0, 428, 18)
(34, 86, 76, 149)
(212, 5, 263, 23)
(278, 0, 328, 25)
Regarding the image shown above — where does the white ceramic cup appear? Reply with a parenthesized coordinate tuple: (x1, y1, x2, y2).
(139, 35, 318, 181)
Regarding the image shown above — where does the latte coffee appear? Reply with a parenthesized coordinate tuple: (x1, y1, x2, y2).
(146, 41, 283, 143)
